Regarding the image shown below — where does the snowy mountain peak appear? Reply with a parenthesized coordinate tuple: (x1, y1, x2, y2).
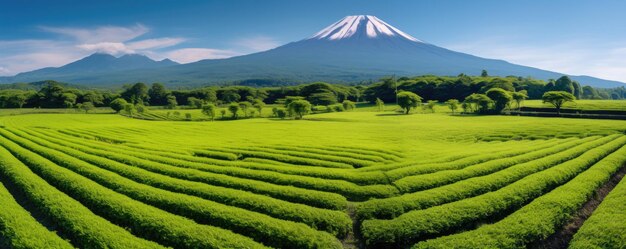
(311, 15, 421, 42)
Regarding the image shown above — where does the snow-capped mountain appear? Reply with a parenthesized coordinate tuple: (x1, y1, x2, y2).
(311, 15, 421, 42)
(1, 15, 623, 87)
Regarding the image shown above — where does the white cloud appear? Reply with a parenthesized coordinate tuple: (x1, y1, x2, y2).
(445, 38, 626, 82)
(235, 36, 280, 52)
(40, 24, 148, 43)
(165, 48, 240, 63)
(128, 38, 185, 50)
(0, 23, 278, 77)
(77, 42, 134, 55)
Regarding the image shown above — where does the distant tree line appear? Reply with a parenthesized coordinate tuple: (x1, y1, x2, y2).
(0, 72, 624, 110)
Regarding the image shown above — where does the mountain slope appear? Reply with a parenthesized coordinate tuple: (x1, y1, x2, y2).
(1, 15, 623, 88)
(1, 53, 178, 84)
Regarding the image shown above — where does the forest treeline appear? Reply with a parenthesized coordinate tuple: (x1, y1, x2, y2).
(0, 73, 624, 109)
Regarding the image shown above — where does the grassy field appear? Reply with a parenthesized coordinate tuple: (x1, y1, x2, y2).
(0, 104, 625, 248)
(523, 99, 626, 111)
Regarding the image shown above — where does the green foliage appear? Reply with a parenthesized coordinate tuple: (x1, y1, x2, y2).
(239, 101, 252, 117)
(121, 83, 149, 104)
(80, 101, 95, 113)
(165, 95, 178, 109)
(187, 97, 204, 109)
(228, 103, 240, 118)
(276, 108, 287, 119)
(123, 103, 135, 116)
(511, 90, 528, 110)
(288, 100, 312, 119)
(397, 91, 422, 114)
(445, 99, 459, 114)
(342, 100, 356, 111)
(542, 91, 576, 113)
(463, 93, 493, 114)
(375, 98, 385, 111)
(202, 103, 217, 120)
(148, 83, 169, 106)
(414, 137, 626, 249)
(485, 88, 513, 113)
(425, 100, 437, 113)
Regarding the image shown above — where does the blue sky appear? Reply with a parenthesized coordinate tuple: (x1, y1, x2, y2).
(1, 0, 626, 82)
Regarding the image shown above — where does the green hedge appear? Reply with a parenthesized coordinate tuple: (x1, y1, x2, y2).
(0, 181, 73, 249)
(393, 137, 596, 192)
(384, 138, 565, 180)
(0, 128, 343, 249)
(15, 127, 351, 236)
(0, 144, 167, 249)
(570, 156, 626, 249)
(360, 135, 626, 248)
(29, 128, 392, 201)
(356, 136, 606, 220)
(0, 131, 268, 249)
(413, 138, 626, 249)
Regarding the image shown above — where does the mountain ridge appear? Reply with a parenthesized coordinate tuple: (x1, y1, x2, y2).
(0, 15, 624, 88)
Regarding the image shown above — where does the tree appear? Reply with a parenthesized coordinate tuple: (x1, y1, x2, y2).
(425, 100, 437, 113)
(121, 83, 149, 104)
(481, 69, 489, 77)
(135, 104, 146, 114)
(342, 100, 356, 111)
(123, 103, 136, 117)
(221, 90, 241, 103)
(445, 99, 459, 114)
(80, 102, 95, 113)
(511, 91, 528, 110)
(185, 113, 192, 120)
(542, 91, 576, 114)
(228, 103, 240, 119)
(287, 100, 312, 119)
(553, 76, 575, 94)
(202, 103, 217, 120)
(397, 91, 422, 114)
(220, 109, 226, 119)
(375, 98, 385, 111)
(165, 95, 178, 109)
(464, 93, 493, 114)
(253, 99, 265, 116)
(62, 93, 77, 108)
(239, 101, 252, 117)
(486, 88, 512, 113)
(187, 97, 204, 109)
(110, 98, 127, 113)
(148, 83, 169, 105)
(8, 94, 27, 108)
(276, 109, 287, 119)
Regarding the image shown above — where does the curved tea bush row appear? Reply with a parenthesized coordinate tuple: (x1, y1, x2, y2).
(24, 128, 347, 209)
(358, 140, 550, 172)
(360, 135, 626, 248)
(0, 181, 73, 249)
(25, 128, 395, 200)
(570, 169, 626, 248)
(393, 137, 595, 192)
(13, 128, 351, 236)
(195, 147, 354, 169)
(412, 141, 626, 249)
(222, 146, 378, 167)
(384, 138, 567, 180)
(356, 135, 607, 220)
(254, 144, 389, 162)
(0, 144, 167, 249)
(0, 129, 343, 249)
(190, 150, 239, 161)
(41, 129, 391, 185)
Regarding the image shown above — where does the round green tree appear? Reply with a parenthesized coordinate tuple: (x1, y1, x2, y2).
(110, 98, 128, 113)
(287, 99, 312, 120)
(486, 88, 512, 113)
(542, 91, 576, 114)
(397, 91, 422, 114)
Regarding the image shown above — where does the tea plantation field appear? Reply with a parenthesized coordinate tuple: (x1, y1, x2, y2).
(0, 110, 625, 248)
